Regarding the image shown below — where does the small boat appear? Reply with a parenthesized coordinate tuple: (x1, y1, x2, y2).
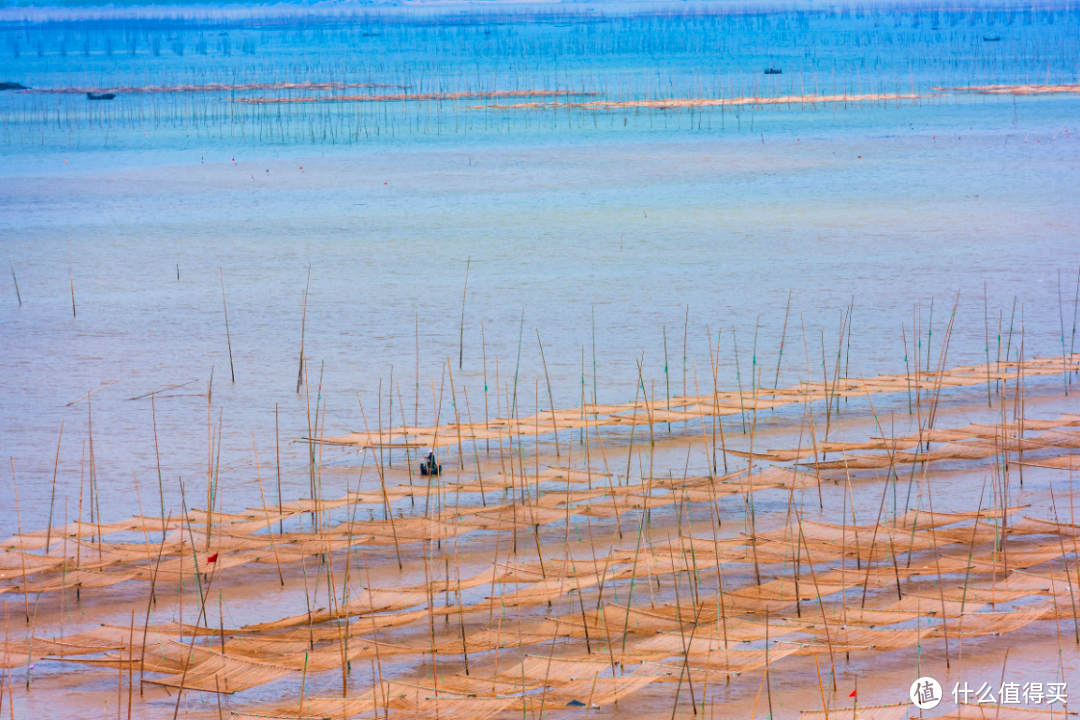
(87, 92, 116, 100)
(983, 36, 1002, 42)
(1, 82, 28, 91)
(764, 68, 783, 75)
(419, 452, 442, 477)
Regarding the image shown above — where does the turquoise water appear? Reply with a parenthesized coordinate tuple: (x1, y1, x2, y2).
(3, 1, 1078, 149)
(2, 0, 1080, 536)
(2, 98, 1078, 538)
(2, 4, 1080, 718)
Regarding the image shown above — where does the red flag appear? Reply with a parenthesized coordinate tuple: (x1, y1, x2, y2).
(206, 553, 219, 563)
(849, 690, 857, 698)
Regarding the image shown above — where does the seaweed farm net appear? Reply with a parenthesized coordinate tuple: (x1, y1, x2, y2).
(3, 348, 1080, 719)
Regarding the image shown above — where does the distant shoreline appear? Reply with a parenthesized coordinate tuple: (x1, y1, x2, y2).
(2, 0, 1068, 24)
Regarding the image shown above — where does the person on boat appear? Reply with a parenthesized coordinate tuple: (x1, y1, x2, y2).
(419, 451, 442, 477)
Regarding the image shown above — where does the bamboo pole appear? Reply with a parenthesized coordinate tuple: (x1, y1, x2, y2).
(482, 321, 490, 454)
(773, 289, 792, 390)
(922, 462, 952, 668)
(1071, 266, 1080, 379)
(683, 305, 689, 402)
(664, 325, 671, 434)
(357, 393, 403, 569)
(1048, 482, 1079, 644)
(536, 330, 560, 457)
(138, 509, 170, 694)
(10, 460, 30, 623)
(275, 403, 282, 532)
(44, 421, 64, 552)
(8, 260, 20, 306)
(252, 432, 285, 586)
(446, 360, 465, 470)
(151, 392, 166, 542)
(68, 241, 76, 318)
(458, 257, 470, 369)
(219, 269, 235, 382)
(297, 266, 310, 393)
(126, 610, 134, 720)
(461, 386, 486, 504)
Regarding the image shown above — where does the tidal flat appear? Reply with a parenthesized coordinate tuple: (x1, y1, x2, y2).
(1, 1, 1079, 718)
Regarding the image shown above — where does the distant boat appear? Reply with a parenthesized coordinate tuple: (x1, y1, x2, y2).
(87, 92, 116, 100)
(0, 82, 28, 91)
(764, 68, 783, 75)
(983, 36, 1002, 41)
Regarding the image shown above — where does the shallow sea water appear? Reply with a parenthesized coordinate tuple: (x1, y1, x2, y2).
(1, 2, 1079, 717)
(3, 98, 1078, 536)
